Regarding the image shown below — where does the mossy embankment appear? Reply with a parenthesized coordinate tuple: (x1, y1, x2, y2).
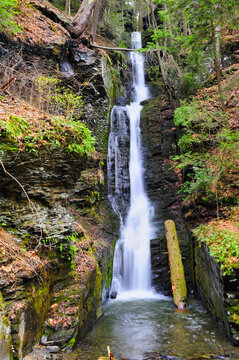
(0, 222, 114, 359)
(172, 51, 239, 344)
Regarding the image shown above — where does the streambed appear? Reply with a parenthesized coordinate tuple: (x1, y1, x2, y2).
(63, 296, 239, 360)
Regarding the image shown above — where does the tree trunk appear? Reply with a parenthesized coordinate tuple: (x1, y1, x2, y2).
(91, 0, 101, 34)
(165, 220, 187, 309)
(72, 0, 96, 37)
(183, 17, 187, 37)
(65, 0, 71, 15)
(213, 24, 226, 113)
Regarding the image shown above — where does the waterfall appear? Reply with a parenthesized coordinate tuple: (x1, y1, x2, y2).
(108, 32, 155, 298)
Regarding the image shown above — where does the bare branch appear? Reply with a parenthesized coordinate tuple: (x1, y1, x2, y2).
(90, 41, 161, 52)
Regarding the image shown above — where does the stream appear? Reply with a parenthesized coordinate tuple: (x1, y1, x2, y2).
(63, 296, 239, 360)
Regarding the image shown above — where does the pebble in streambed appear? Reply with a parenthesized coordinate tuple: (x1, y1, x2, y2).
(23, 345, 63, 360)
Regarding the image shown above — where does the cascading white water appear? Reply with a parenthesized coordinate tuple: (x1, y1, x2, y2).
(108, 32, 155, 298)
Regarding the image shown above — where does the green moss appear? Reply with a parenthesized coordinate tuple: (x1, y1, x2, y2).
(195, 245, 211, 297)
(30, 283, 50, 315)
(165, 220, 187, 308)
(0, 142, 18, 152)
(0, 313, 13, 359)
(228, 312, 239, 325)
(141, 97, 163, 119)
(67, 337, 76, 348)
(94, 265, 102, 300)
(53, 45, 61, 56)
(105, 237, 117, 290)
(0, 291, 4, 311)
(227, 301, 239, 326)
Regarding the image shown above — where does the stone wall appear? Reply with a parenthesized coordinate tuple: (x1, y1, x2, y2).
(195, 241, 239, 346)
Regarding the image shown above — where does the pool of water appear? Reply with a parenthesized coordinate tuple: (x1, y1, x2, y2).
(63, 296, 239, 360)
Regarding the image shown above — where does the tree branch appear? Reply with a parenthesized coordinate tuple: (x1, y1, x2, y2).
(0, 65, 22, 92)
(90, 41, 161, 52)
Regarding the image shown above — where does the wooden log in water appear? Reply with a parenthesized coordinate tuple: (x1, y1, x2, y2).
(165, 220, 187, 309)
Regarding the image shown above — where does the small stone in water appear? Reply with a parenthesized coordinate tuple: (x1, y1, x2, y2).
(110, 291, 117, 299)
(41, 335, 48, 345)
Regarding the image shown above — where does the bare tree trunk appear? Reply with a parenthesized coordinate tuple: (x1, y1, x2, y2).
(72, 0, 96, 37)
(147, 0, 182, 102)
(134, 0, 143, 31)
(91, 0, 101, 34)
(213, 25, 225, 113)
(183, 17, 187, 36)
(65, 0, 71, 16)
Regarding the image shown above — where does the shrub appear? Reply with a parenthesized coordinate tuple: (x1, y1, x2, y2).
(0, 115, 95, 156)
(194, 224, 239, 274)
(35, 76, 84, 119)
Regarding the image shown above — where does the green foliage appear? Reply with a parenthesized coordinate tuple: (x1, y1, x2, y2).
(48, 0, 79, 14)
(35, 76, 84, 119)
(146, 0, 239, 96)
(0, 115, 30, 140)
(85, 191, 100, 206)
(194, 224, 239, 274)
(0, 114, 95, 156)
(173, 98, 238, 205)
(101, 0, 132, 46)
(0, 76, 94, 157)
(0, 0, 21, 33)
(179, 166, 217, 203)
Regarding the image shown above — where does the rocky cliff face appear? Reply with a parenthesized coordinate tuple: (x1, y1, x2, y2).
(140, 97, 193, 295)
(0, 139, 118, 359)
(0, 2, 120, 359)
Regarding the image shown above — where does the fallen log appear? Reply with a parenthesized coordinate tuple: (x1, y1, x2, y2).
(90, 41, 162, 52)
(165, 220, 187, 309)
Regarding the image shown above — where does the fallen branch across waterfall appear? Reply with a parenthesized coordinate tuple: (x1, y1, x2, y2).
(90, 41, 161, 52)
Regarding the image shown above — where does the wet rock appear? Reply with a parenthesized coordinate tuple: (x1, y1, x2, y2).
(0, 312, 12, 360)
(140, 97, 192, 294)
(108, 106, 130, 219)
(60, 62, 75, 78)
(116, 97, 129, 106)
(41, 335, 48, 345)
(22, 344, 63, 360)
(110, 291, 117, 299)
(70, 41, 97, 65)
(195, 242, 239, 346)
(46, 346, 61, 353)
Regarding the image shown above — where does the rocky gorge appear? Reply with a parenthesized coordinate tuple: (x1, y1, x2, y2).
(0, 0, 238, 359)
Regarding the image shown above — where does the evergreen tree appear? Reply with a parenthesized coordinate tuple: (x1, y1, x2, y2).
(147, 0, 239, 100)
